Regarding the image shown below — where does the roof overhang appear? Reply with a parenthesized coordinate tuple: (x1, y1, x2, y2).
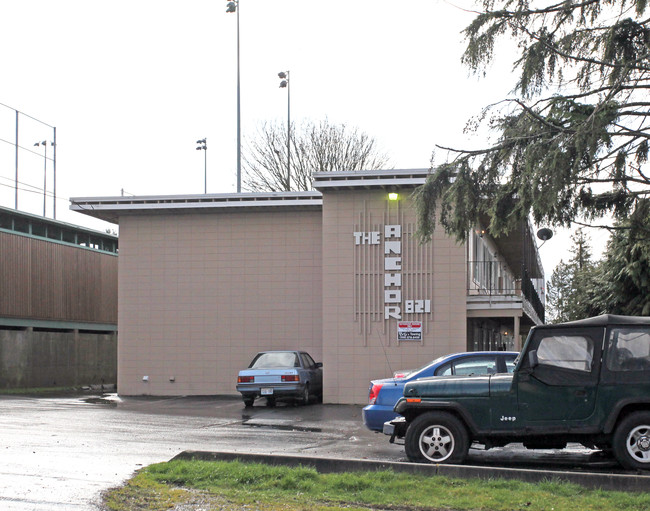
(70, 191, 324, 224)
(313, 168, 431, 190)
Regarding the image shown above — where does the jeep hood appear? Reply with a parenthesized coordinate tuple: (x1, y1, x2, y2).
(403, 373, 513, 398)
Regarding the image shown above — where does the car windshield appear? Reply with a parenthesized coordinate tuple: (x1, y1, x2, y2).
(397, 355, 448, 379)
(250, 352, 299, 369)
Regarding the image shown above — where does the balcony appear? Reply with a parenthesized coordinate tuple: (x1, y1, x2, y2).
(467, 260, 545, 324)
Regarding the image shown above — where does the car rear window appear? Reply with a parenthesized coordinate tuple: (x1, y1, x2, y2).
(250, 352, 299, 369)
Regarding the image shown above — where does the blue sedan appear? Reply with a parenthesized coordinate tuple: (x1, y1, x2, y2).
(362, 351, 519, 431)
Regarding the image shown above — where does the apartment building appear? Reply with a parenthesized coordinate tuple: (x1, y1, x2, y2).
(71, 169, 544, 404)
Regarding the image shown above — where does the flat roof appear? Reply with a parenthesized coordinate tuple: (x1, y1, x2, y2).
(313, 168, 431, 189)
(69, 170, 432, 224)
(70, 191, 324, 224)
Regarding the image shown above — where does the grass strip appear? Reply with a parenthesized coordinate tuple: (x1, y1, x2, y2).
(104, 459, 650, 511)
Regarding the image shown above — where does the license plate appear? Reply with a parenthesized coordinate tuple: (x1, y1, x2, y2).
(261, 388, 273, 395)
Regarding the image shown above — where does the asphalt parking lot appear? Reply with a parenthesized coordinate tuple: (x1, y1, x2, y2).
(0, 392, 644, 510)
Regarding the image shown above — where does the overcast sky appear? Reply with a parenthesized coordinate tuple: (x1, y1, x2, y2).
(0, 0, 609, 275)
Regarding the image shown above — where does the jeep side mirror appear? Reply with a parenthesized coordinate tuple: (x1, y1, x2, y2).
(528, 350, 539, 368)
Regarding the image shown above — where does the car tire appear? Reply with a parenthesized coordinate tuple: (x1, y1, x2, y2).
(243, 397, 254, 407)
(405, 412, 469, 464)
(613, 411, 650, 470)
(301, 384, 310, 405)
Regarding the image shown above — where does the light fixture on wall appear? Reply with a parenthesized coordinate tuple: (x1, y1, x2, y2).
(388, 192, 399, 201)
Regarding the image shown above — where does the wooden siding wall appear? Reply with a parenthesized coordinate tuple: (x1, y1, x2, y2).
(0, 231, 117, 324)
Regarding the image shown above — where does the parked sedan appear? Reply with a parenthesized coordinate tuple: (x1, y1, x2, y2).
(362, 351, 518, 431)
(236, 350, 323, 407)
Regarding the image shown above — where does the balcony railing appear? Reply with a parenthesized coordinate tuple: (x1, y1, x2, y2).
(467, 260, 545, 322)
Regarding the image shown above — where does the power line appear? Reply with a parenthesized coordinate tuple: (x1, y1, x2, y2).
(0, 102, 54, 128)
(0, 137, 55, 161)
(0, 179, 61, 201)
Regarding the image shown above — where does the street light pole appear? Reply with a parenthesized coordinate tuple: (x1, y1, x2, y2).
(226, 0, 241, 193)
(278, 70, 290, 191)
(196, 138, 207, 193)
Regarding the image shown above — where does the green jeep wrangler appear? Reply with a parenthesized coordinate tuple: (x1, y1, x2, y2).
(384, 315, 650, 470)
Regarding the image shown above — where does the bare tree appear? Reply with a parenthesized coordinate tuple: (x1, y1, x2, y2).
(243, 119, 392, 192)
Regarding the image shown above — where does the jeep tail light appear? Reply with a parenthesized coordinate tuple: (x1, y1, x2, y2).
(282, 374, 300, 382)
(238, 376, 254, 383)
(368, 383, 383, 404)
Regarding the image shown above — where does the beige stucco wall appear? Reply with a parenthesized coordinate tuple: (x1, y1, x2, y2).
(117, 210, 322, 396)
(321, 189, 467, 404)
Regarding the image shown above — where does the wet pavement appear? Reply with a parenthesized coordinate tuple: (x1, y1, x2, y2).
(0, 392, 633, 510)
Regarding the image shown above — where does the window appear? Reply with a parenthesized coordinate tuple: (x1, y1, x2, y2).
(436, 362, 452, 376)
(250, 352, 299, 369)
(455, 356, 498, 375)
(537, 335, 593, 372)
(435, 356, 498, 376)
(607, 328, 650, 372)
(301, 353, 316, 368)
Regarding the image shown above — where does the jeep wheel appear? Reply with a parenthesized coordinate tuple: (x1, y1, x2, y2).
(613, 411, 650, 470)
(405, 412, 469, 464)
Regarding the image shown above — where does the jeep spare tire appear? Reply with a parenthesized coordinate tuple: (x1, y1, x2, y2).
(405, 411, 469, 464)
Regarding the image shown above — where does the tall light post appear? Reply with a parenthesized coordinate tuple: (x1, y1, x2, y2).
(278, 70, 290, 191)
(226, 0, 241, 193)
(196, 138, 207, 193)
(34, 140, 52, 217)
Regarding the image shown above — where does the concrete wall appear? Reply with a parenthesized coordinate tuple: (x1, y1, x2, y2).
(0, 328, 117, 388)
(117, 210, 323, 396)
(321, 188, 467, 404)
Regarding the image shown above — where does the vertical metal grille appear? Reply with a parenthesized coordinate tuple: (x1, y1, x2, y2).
(354, 199, 434, 345)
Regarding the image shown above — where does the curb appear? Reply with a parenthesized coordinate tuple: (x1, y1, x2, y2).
(172, 450, 650, 492)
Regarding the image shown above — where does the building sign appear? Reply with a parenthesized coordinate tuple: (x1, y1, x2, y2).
(397, 321, 422, 341)
(353, 224, 431, 320)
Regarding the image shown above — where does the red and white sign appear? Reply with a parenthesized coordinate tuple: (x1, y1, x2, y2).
(397, 321, 422, 341)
